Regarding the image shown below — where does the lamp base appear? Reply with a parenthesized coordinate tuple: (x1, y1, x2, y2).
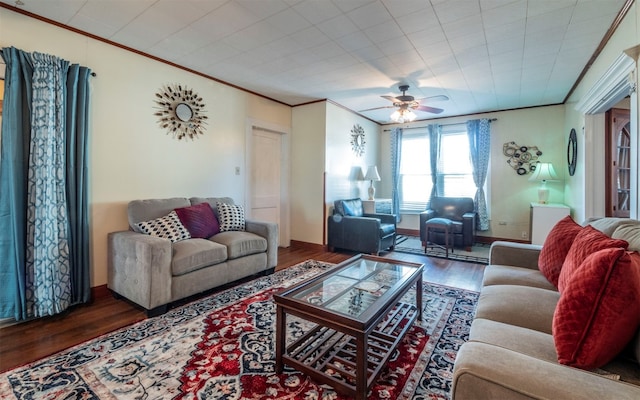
(368, 185, 375, 201)
(537, 187, 549, 204)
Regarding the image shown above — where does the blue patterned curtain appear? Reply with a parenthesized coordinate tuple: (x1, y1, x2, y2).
(0, 47, 92, 320)
(427, 124, 441, 205)
(390, 128, 402, 222)
(467, 118, 491, 231)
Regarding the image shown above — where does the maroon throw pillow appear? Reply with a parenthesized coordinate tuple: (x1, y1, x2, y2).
(538, 216, 582, 287)
(553, 249, 640, 369)
(557, 225, 628, 293)
(174, 203, 220, 239)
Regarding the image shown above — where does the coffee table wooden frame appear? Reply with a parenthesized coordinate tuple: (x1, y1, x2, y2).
(274, 254, 423, 399)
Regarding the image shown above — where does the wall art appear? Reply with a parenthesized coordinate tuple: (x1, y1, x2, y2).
(154, 84, 207, 140)
(350, 124, 365, 156)
(503, 141, 543, 175)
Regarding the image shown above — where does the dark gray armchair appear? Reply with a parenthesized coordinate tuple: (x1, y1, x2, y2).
(327, 198, 396, 255)
(420, 196, 476, 250)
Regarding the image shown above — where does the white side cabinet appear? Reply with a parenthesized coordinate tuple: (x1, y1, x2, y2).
(362, 198, 392, 214)
(530, 203, 570, 245)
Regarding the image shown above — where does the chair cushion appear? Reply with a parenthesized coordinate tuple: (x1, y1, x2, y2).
(171, 239, 227, 276)
(335, 198, 363, 217)
(210, 231, 267, 259)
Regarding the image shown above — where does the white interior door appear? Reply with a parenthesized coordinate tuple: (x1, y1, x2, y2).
(251, 128, 281, 242)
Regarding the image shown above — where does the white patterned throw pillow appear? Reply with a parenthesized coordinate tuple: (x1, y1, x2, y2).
(135, 211, 191, 242)
(216, 202, 245, 232)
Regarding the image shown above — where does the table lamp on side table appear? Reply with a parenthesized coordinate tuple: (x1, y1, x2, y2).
(529, 162, 559, 204)
(364, 166, 381, 200)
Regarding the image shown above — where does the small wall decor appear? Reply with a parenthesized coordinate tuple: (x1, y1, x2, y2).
(350, 124, 365, 157)
(567, 128, 577, 176)
(503, 141, 543, 175)
(154, 84, 207, 140)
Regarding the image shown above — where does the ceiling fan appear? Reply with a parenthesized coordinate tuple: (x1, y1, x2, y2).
(360, 85, 449, 122)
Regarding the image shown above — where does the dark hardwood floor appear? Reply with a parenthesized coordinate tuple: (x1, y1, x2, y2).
(0, 246, 485, 373)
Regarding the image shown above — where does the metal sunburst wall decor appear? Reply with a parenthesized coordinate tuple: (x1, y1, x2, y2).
(350, 124, 366, 157)
(154, 84, 208, 140)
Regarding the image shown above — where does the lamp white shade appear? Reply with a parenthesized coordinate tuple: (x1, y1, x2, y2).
(364, 166, 381, 200)
(529, 162, 559, 204)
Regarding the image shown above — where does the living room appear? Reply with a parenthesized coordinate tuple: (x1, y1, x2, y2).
(2, 2, 638, 293)
(1, 1, 640, 398)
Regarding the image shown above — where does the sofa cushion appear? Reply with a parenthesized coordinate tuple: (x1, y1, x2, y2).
(553, 248, 640, 369)
(469, 318, 558, 363)
(538, 215, 582, 287)
(189, 197, 235, 220)
(475, 284, 560, 334)
(482, 264, 557, 290)
(171, 239, 227, 276)
(612, 221, 640, 252)
(128, 197, 191, 232)
(135, 211, 191, 243)
(216, 202, 246, 232)
(210, 231, 267, 259)
(174, 202, 220, 238)
(558, 225, 628, 293)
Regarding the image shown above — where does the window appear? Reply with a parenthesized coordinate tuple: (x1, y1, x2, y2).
(399, 127, 478, 212)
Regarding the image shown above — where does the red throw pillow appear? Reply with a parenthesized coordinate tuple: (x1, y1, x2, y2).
(538, 216, 582, 287)
(174, 203, 220, 238)
(553, 249, 640, 369)
(557, 225, 628, 293)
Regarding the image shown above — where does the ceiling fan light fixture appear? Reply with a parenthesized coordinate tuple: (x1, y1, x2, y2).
(390, 108, 416, 123)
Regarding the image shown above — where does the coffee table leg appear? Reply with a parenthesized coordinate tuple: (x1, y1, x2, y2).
(417, 274, 423, 321)
(356, 333, 368, 400)
(275, 305, 285, 374)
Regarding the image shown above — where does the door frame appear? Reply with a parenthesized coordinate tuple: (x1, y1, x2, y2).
(245, 118, 291, 247)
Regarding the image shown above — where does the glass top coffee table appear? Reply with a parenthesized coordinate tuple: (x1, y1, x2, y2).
(273, 254, 423, 399)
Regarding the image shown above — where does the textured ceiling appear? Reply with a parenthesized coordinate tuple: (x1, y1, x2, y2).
(0, 0, 629, 123)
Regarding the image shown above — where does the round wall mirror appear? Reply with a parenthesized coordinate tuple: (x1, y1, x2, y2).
(567, 128, 577, 176)
(175, 103, 193, 122)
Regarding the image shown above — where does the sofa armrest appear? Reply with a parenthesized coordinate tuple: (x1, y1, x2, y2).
(489, 241, 541, 270)
(245, 219, 279, 269)
(452, 342, 640, 400)
(107, 231, 173, 311)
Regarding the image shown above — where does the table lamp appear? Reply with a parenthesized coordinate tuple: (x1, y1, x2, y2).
(364, 166, 381, 200)
(529, 162, 559, 204)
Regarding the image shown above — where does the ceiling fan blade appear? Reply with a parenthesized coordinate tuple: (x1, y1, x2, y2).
(417, 94, 449, 102)
(381, 95, 400, 103)
(416, 105, 444, 114)
(359, 105, 395, 112)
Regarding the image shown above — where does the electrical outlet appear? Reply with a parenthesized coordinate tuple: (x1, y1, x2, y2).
(521, 231, 528, 239)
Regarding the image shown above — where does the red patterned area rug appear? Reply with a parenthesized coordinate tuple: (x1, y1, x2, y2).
(0, 260, 478, 400)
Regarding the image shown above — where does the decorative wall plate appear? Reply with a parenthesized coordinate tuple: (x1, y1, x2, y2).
(350, 124, 365, 156)
(567, 128, 577, 176)
(154, 84, 207, 140)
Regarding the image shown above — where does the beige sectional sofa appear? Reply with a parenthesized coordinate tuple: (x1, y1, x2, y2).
(452, 217, 640, 399)
(108, 197, 278, 316)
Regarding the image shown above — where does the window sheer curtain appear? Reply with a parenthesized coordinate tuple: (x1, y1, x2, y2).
(466, 118, 491, 231)
(390, 127, 402, 221)
(427, 123, 441, 205)
(0, 47, 91, 320)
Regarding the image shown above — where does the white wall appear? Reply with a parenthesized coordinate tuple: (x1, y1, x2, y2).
(1, 8, 292, 287)
(379, 105, 565, 241)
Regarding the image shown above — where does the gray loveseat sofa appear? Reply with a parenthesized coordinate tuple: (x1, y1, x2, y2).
(108, 197, 278, 316)
(452, 217, 640, 399)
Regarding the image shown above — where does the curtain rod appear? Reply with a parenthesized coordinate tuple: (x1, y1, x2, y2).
(383, 118, 497, 132)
